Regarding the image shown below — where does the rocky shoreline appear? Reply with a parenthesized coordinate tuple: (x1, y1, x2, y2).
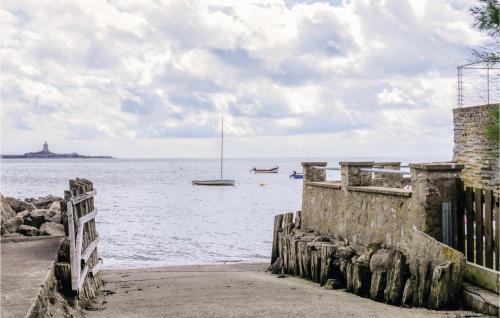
(1, 194, 65, 238)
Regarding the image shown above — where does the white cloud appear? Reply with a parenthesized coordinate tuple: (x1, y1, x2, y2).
(0, 0, 485, 158)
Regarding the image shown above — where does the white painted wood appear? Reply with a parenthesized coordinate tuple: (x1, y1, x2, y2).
(91, 259, 103, 276)
(71, 190, 97, 205)
(78, 264, 90, 291)
(81, 235, 100, 264)
(66, 202, 78, 291)
(78, 209, 98, 225)
(75, 219, 85, 291)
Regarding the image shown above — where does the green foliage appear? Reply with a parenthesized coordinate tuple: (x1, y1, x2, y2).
(470, 0, 500, 62)
(485, 105, 499, 152)
(470, 0, 500, 37)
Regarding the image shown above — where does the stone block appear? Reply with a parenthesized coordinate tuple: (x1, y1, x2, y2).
(24, 209, 49, 228)
(384, 251, 406, 305)
(370, 270, 387, 301)
(271, 257, 283, 274)
(5, 197, 36, 212)
(428, 262, 452, 309)
(401, 276, 416, 307)
(40, 222, 65, 236)
(352, 261, 371, 296)
(413, 259, 431, 307)
(18, 224, 39, 236)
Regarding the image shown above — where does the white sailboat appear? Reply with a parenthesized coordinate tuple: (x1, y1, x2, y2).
(192, 116, 235, 186)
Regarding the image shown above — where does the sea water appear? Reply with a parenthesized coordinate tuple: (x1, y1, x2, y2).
(0, 156, 446, 268)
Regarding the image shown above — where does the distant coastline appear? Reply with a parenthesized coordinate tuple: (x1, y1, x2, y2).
(1, 141, 114, 159)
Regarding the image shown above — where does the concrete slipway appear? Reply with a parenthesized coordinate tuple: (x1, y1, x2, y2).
(84, 263, 482, 318)
(1, 236, 63, 318)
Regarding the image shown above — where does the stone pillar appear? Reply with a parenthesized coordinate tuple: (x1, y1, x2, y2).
(373, 162, 402, 188)
(302, 162, 327, 183)
(409, 163, 464, 244)
(340, 162, 374, 189)
(301, 162, 327, 225)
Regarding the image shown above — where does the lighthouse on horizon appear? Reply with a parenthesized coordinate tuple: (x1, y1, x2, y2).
(42, 141, 49, 154)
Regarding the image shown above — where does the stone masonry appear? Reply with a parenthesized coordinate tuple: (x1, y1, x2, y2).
(453, 104, 499, 193)
(270, 161, 467, 310)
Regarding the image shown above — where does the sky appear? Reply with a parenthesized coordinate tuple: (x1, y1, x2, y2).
(0, 0, 487, 158)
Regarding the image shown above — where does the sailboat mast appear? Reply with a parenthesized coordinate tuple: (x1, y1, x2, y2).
(220, 115, 224, 180)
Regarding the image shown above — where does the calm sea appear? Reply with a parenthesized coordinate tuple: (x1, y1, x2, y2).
(0, 156, 446, 268)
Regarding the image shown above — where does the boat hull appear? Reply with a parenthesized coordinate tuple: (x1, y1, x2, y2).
(192, 179, 235, 186)
(251, 167, 279, 173)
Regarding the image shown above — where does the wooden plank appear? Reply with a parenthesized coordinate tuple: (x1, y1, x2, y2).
(271, 214, 284, 264)
(71, 190, 96, 205)
(496, 195, 499, 271)
(455, 179, 465, 252)
(81, 235, 100, 264)
(78, 264, 90, 291)
(484, 190, 494, 269)
(91, 259, 103, 276)
(75, 218, 85, 289)
(475, 188, 484, 265)
(66, 202, 78, 291)
(79, 209, 98, 225)
(465, 187, 474, 262)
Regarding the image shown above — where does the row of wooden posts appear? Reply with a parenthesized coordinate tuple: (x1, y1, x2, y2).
(63, 179, 102, 297)
(454, 179, 499, 271)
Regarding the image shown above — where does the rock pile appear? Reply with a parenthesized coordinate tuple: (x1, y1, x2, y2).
(1, 194, 65, 237)
(271, 212, 462, 310)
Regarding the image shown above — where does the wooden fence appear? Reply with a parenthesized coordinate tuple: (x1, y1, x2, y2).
(455, 179, 499, 271)
(64, 178, 102, 297)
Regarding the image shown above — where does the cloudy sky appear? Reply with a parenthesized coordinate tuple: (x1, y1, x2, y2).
(0, 0, 486, 158)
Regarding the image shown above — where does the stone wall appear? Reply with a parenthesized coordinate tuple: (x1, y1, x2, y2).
(301, 162, 464, 247)
(301, 184, 412, 247)
(453, 104, 499, 193)
(270, 161, 467, 309)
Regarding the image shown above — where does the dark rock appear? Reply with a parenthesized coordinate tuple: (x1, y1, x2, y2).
(369, 249, 393, 273)
(58, 238, 71, 263)
(319, 243, 336, 285)
(18, 224, 39, 236)
(384, 251, 406, 304)
(323, 278, 344, 290)
(55, 263, 72, 296)
(352, 261, 371, 296)
(402, 276, 416, 307)
(5, 197, 36, 212)
(370, 270, 387, 301)
(310, 247, 321, 283)
(40, 222, 65, 236)
(26, 195, 62, 209)
(428, 263, 452, 309)
(346, 261, 354, 292)
(271, 257, 283, 274)
(24, 209, 48, 228)
(334, 246, 354, 262)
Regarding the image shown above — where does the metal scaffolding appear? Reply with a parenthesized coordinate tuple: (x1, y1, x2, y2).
(457, 61, 500, 108)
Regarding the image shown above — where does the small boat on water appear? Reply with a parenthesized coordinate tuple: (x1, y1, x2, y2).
(250, 166, 279, 173)
(192, 116, 235, 186)
(192, 179, 235, 186)
(289, 171, 303, 179)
